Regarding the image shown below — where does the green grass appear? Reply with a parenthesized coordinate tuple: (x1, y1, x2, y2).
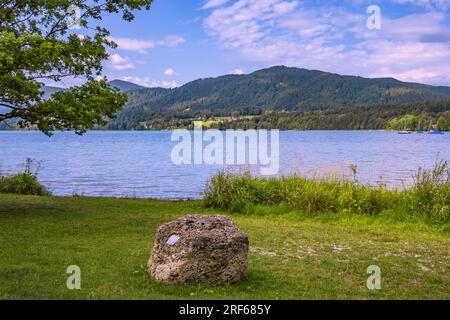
(0, 194, 449, 299)
(201, 116, 260, 128)
(204, 162, 450, 224)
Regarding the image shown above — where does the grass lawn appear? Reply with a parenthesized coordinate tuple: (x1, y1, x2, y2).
(0, 194, 449, 300)
(201, 116, 260, 128)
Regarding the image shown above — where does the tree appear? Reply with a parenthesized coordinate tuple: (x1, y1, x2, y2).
(0, 0, 152, 135)
(436, 116, 448, 131)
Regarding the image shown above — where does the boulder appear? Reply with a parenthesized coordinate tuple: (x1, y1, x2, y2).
(148, 214, 249, 284)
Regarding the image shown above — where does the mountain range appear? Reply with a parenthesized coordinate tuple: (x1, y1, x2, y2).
(108, 80, 146, 92)
(121, 66, 450, 113)
(2, 66, 450, 130)
(37, 66, 450, 114)
(108, 66, 450, 129)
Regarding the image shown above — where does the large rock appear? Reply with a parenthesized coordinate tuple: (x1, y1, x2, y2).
(148, 214, 249, 284)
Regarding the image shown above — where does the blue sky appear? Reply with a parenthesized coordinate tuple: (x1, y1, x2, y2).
(75, 0, 450, 88)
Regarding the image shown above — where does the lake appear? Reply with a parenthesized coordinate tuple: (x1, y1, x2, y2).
(0, 131, 449, 199)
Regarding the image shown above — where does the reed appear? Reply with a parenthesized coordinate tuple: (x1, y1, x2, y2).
(204, 162, 450, 224)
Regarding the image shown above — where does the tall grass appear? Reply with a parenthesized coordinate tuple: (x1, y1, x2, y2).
(412, 160, 450, 223)
(0, 158, 50, 196)
(204, 162, 450, 224)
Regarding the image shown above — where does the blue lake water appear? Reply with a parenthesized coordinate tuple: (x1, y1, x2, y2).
(0, 131, 449, 199)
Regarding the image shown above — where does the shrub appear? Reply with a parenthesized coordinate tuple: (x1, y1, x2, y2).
(204, 162, 450, 224)
(0, 159, 50, 196)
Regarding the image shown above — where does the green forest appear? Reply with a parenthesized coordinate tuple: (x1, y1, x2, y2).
(2, 66, 450, 131)
(104, 66, 450, 131)
(107, 99, 450, 131)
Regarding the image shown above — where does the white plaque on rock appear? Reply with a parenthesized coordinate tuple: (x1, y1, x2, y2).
(166, 234, 180, 246)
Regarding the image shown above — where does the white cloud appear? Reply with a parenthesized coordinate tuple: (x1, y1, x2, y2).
(109, 38, 154, 53)
(108, 36, 185, 53)
(203, 0, 450, 85)
(110, 53, 127, 64)
(164, 68, 176, 76)
(164, 36, 186, 47)
(121, 76, 178, 89)
(231, 68, 245, 75)
(109, 54, 135, 70)
(160, 80, 178, 88)
(112, 64, 135, 71)
(202, 0, 230, 9)
(357, 12, 449, 42)
(392, 0, 450, 9)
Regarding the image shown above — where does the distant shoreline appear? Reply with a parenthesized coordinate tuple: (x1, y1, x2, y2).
(0, 128, 401, 133)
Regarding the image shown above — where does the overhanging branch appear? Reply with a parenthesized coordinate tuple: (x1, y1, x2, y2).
(0, 113, 19, 122)
(0, 102, 22, 110)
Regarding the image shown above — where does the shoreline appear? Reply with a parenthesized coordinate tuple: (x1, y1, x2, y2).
(0, 128, 430, 133)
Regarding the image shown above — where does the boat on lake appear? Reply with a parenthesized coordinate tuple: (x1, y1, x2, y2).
(398, 119, 411, 134)
(428, 120, 444, 135)
(417, 119, 424, 133)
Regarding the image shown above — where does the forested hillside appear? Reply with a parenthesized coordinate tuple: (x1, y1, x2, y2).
(3, 66, 450, 131)
(109, 66, 450, 129)
(109, 80, 145, 92)
(108, 99, 450, 131)
(220, 100, 450, 131)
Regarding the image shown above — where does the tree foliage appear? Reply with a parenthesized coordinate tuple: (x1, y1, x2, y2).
(106, 99, 450, 131)
(0, 0, 152, 135)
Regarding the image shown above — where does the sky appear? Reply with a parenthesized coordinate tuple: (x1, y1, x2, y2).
(70, 0, 450, 88)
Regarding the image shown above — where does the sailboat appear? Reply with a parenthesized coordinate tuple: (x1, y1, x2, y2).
(417, 119, 424, 133)
(428, 120, 444, 135)
(398, 119, 411, 134)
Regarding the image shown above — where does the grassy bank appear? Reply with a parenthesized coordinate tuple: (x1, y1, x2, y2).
(204, 162, 450, 225)
(0, 194, 449, 299)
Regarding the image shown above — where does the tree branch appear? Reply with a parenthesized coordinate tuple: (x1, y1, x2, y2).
(44, 3, 108, 39)
(0, 113, 19, 122)
(3, 0, 25, 21)
(0, 102, 23, 110)
(7, 12, 33, 26)
(27, 73, 74, 81)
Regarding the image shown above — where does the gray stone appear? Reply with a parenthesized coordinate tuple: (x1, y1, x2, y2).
(148, 214, 249, 284)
